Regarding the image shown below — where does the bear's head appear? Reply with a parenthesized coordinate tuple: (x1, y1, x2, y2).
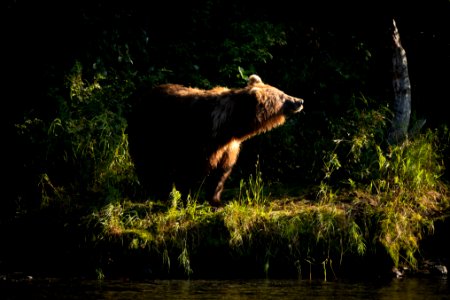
(246, 75, 304, 128)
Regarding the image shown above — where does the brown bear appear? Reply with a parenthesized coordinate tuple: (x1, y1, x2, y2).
(127, 75, 304, 207)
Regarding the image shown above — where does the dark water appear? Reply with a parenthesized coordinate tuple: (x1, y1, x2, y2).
(1, 277, 449, 299)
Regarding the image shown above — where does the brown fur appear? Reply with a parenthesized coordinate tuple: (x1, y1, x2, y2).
(127, 75, 303, 206)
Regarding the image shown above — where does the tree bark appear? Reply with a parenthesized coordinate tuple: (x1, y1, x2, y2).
(388, 19, 411, 145)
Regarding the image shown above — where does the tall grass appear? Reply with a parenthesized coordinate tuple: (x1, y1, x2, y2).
(237, 159, 268, 206)
(91, 169, 367, 279)
(317, 96, 449, 269)
(92, 187, 220, 277)
(368, 131, 447, 268)
(39, 62, 137, 208)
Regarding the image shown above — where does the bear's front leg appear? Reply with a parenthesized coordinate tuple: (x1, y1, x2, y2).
(206, 141, 241, 207)
(205, 166, 233, 207)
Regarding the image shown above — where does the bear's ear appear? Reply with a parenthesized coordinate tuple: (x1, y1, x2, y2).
(249, 86, 264, 101)
(248, 75, 263, 86)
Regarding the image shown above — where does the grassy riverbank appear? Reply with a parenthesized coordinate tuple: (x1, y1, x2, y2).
(86, 178, 448, 280)
(2, 195, 448, 281)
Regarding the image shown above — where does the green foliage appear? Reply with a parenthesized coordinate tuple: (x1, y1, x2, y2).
(38, 62, 137, 208)
(370, 131, 447, 268)
(218, 21, 287, 81)
(95, 268, 105, 281)
(315, 95, 449, 268)
(92, 192, 218, 277)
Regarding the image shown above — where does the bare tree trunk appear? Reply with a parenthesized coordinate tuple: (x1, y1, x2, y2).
(388, 19, 411, 145)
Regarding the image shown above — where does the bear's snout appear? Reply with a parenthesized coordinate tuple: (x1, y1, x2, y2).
(283, 97, 304, 114)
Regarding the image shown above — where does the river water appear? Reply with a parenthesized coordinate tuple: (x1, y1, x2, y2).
(1, 276, 449, 299)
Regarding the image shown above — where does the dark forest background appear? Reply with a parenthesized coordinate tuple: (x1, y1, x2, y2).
(3, 0, 450, 211)
(1, 1, 450, 278)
